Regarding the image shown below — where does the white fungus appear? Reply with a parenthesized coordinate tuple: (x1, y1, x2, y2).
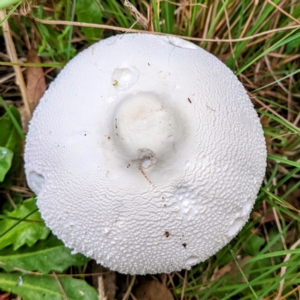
(25, 34, 266, 275)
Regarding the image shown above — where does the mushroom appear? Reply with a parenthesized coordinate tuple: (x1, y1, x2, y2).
(24, 34, 266, 275)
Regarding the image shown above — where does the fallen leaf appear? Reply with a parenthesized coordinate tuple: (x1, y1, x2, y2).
(26, 48, 46, 110)
(252, 209, 294, 224)
(260, 114, 271, 153)
(286, 187, 300, 209)
(133, 280, 174, 300)
(218, 52, 231, 62)
(21, 48, 46, 132)
(210, 264, 232, 281)
(0, 293, 10, 300)
(210, 256, 251, 282)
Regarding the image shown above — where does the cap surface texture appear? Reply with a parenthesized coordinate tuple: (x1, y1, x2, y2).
(25, 34, 266, 275)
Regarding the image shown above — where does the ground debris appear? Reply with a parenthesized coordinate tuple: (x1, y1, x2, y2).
(132, 279, 174, 300)
(92, 263, 116, 300)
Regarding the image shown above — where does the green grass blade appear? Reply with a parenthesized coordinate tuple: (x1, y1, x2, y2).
(0, 1, 21, 24)
(258, 109, 300, 135)
(252, 69, 300, 93)
(0, 97, 25, 140)
(152, 0, 161, 32)
(0, 0, 22, 10)
(237, 28, 300, 75)
(268, 154, 300, 168)
(67, 0, 76, 61)
(161, 1, 175, 34)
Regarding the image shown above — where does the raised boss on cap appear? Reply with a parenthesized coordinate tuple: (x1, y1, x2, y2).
(25, 34, 266, 275)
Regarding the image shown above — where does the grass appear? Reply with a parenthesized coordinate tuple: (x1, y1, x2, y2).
(0, 0, 300, 299)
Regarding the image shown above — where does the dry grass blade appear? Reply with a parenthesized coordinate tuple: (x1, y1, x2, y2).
(52, 271, 69, 300)
(5, 192, 16, 209)
(252, 95, 300, 132)
(0, 70, 21, 84)
(0, 1, 299, 299)
(161, 0, 206, 8)
(98, 276, 107, 300)
(30, 16, 300, 43)
(280, 285, 300, 300)
(266, 0, 300, 25)
(124, 0, 148, 29)
(122, 275, 136, 300)
(0, 9, 31, 118)
(180, 269, 187, 300)
(276, 238, 300, 299)
(92, 264, 116, 300)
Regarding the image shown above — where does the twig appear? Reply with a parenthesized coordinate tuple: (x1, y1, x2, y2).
(0, 9, 31, 118)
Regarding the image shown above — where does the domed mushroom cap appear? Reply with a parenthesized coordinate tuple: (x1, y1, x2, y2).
(25, 34, 266, 275)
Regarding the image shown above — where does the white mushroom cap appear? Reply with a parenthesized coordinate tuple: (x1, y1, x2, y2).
(25, 34, 266, 275)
